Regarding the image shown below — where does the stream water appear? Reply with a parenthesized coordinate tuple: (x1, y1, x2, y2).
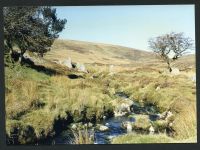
(45, 92, 160, 145)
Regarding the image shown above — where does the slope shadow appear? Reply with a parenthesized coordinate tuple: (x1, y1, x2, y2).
(22, 57, 61, 76)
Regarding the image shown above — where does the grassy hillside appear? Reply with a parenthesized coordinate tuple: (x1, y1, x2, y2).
(45, 39, 157, 65)
(5, 39, 196, 144)
(45, 39, 195, 71)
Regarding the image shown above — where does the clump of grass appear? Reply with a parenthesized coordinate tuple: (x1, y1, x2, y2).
(6, 73, 42, 119)
(133, 115, 151, 130)
(6, 120, 37, 144)
(151, 120, 168, 133)
(20, 110, 55, 139)
(111, 133, 175, 144)
(172, 103, 196, 140)
(45, 75, 114, 122)
(70, 128, 94, 144)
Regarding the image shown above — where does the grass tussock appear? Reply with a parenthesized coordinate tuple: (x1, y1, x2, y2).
(70, 128, 94, 144)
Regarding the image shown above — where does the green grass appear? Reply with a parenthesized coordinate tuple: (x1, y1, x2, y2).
(5, 63, 114, 143)
(111, 133, 197, 144)
(5, 53, 196, 144)
(111, 134, 175, 144)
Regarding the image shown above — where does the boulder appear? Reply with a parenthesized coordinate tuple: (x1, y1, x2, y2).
(88, 122, 93, 128)
(115, 99, 134, 114)
(71, 124, 77, 130)
(58, 60, 62, 64)
(121, 121, 133, 132)
(156, 86, 161, 91)
(114, 111, 128, 117)
(23, 53, 31, 59)
(109, 65, 114, 73)
(191, 75, 196, 82)
(149, 125, 155, 134)
(76, 62, 88, 73)
(127, 122, 133, 133)
(63, 57, 72, 69)
(98, 125, 109, 132)
(109, 65, 115, 75)
(159, 111, 174, 121)
(105, 123, 109, 126)
(121, 121, 130, 128)
(107, 135, 116, 140)
(170, 67, 180, 75)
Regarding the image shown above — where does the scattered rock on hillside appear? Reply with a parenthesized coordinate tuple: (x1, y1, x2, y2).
(109, 65, 115, 75)
(114, 99, 134, 117)
(158, 111, 174, 121)
(156, 86, 160, 91)
(71, 124, 77, 130)
(114, 111, 128, 117)
(76, 62, 88, 73)
(24, 53, 45, 64)
(122, 121, 133, 133)
(23, 53, 31, 59)
(190, 75, 196, 82)
(127, 122, 133, 133)
(149, 125, 155, 134)
(63, 57, 72, 69)
(170, 67, 180, 75)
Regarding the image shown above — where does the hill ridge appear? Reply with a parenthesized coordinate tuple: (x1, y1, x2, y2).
(45, 39, 156, 65)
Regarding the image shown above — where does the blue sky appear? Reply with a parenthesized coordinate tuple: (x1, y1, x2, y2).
(55, 5, 195, 52)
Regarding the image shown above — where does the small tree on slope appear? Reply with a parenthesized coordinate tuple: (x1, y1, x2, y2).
(148, 32, 193, 72)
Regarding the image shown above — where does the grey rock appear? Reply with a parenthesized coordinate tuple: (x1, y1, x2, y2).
(98, 125, 109, 131)
(127, 122, 133, 133)
(191, 75, 196, 82)
(76, 62, 88, 73)
(171, 67, 180, 75)
(71, 124, 77, 130)
(149, 125, 155, 134)
(63, 57, 72, 69)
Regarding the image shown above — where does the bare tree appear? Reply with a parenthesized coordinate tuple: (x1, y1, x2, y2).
(148, 32, 193, 72)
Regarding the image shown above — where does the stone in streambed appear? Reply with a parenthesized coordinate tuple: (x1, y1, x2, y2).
(96, 124, 109, 132)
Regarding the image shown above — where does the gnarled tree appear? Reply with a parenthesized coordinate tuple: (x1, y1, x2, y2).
(4, 6, 67, 63)
(148, 32, 193, 72)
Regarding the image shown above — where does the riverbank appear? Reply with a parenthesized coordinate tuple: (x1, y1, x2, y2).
(5, 57, 196, 144)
